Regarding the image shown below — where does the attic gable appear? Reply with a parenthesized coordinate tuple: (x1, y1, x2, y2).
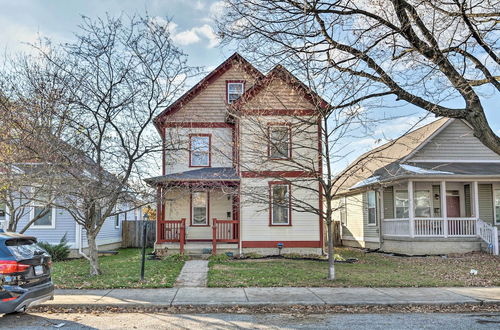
(409, 119, 500, 162)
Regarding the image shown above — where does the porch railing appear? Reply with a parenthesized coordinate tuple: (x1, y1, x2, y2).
(477, 219, 499, 255)
(212, 218, 239, 255)
(383, 218, 477, 238)
(157, 218, 186, 254)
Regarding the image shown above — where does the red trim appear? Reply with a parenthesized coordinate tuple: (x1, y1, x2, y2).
(242, 109, 317, 116)
(154, 53, 263, 128)
(318, 118, 324, 252)
(163, 122, 233, 128)
(241, 171, 315, 178)
(269, 181, 292, 227)
(226, 80, 246, 104)
(242, 241, 321, 248)
(190, 190, 210, 227)
(161, 128, 166, 176)
(189, 134, 211, 168)
(267, 123, 292, 160)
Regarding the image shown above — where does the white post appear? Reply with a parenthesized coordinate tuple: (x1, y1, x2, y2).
(493, 227, 499, 256)
(379, 189, 385, 239)
(473, 181, 480, 219)
(441, 181, 448, 238)
(408, 181, 415, 238)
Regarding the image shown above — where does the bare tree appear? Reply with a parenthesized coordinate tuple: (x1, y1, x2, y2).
(217, 0, 500, 154)
(3, 15, 196, 275)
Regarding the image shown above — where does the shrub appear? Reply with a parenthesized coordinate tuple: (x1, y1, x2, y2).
(165, 253, 188, 262)
(208, 254, 230, 263)
(37, 234, 70, 261)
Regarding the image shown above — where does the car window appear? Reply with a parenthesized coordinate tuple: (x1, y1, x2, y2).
(5, 239, 47, 260)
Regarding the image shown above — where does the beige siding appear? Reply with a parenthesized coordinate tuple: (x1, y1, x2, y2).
(410, 120, 500, 161)
(163, 188, 232, 240)
(432, 185, 441, 216)
(343, 194, 364, 239)
(479, 184, 494, 224)
(167, 65, 259, 122)
(244, 79, 315, 110)
(383, 187, 394, 219)
(240, 177, 320, 242)
(164, 127, 233, 174)
(464, 184, 471, 217)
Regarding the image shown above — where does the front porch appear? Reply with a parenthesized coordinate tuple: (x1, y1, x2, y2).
(380, 180, 499, 255)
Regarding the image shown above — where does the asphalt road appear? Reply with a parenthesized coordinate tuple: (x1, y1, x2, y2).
(1, 312, 499, 329)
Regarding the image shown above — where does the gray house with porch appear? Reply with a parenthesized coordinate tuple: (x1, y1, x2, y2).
(334, 118, 499, 255)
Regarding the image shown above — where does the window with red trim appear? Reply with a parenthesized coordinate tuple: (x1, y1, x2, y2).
(269, 125, 291, 159)
(189, 134, 210, 167)
(227, 81, 244, 103)
(270, 183, 291, 225)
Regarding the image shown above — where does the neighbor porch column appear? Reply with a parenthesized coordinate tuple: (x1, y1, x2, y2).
(472, 181, 480, 219)
(441, 181, 448, 238)
(408, 180, 415, 238)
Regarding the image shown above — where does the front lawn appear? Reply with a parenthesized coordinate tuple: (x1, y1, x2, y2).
(52, 248, 185, 289)
(208, 248, 499, 287)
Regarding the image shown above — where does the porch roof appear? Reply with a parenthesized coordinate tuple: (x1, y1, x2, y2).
(145, 167, 239, 185)
(350, 162, 500, 189)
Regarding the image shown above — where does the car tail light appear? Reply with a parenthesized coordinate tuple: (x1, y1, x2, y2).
(2, 296, 18, 302)
(0, 260, 30, 274)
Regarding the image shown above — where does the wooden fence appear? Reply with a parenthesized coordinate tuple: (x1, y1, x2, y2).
(122, 220, 156, 248)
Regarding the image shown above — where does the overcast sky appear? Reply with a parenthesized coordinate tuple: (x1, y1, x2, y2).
(0, 0, 498, 170)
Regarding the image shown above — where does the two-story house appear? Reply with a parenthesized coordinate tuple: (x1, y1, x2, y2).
(146, 53, 325, 256)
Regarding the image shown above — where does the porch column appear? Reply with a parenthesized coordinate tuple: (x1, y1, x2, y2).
(441, 181, 448, 238)
(472, 181, 480, 219)
(408, 181, 415, 238)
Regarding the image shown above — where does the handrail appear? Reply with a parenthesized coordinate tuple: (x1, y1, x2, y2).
(212, 218, 240, 255)
(477, 219, 499, 255)
(157, 218, 186, 255)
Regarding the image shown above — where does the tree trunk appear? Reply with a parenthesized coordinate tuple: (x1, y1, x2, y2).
(87, 233, 102, 276)
(326, 220, 335, 280)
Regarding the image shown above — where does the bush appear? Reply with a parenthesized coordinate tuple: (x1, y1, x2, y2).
(37, 234, 70, 261)
(165, 253, 188, 262)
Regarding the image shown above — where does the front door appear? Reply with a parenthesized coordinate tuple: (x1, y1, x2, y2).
(446, 194, 460, 217)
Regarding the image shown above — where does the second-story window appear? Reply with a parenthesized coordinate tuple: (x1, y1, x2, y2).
(190, 134, 211, 167)
(269, 125, 291, 159)
(227, 81, 244, 103)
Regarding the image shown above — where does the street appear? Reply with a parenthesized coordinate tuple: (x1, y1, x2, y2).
(1, 312, 499, 329)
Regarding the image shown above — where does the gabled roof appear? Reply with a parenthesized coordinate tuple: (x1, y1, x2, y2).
(154, 53, 264, 129)
(334, 118, 450, 195)
(231, 64, 330, 111)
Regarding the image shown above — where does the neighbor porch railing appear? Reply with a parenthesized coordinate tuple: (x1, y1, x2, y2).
(383, 217, 477, 237)
(212, 218, 240, 255)
(477, 219, 499, 255)
(157, 218, 186, 254)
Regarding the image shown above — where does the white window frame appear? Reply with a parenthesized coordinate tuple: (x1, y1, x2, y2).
(269, 125, 291, 159)
(191, 191, 208, 226)
(394, 190, 409, 219)
(270, 183, 291, 226)
(30, 205, 56, 229)
(189, 135, 210, 167)
(227, 82, 244, 104)
(114, 211, 120, 229)
(367, 191, 377, 226)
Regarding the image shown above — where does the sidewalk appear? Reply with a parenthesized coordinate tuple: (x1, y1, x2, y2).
(42, 287, 500, 308)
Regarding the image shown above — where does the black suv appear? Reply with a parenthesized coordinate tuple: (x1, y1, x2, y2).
(0, 230, 54, 314)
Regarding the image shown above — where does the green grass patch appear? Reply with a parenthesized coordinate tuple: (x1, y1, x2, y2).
(208, 248, 500, 287)
(52, 248, 185, 289)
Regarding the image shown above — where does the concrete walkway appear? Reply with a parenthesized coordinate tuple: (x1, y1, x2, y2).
(42, 287, 500, 308)
(174, 260, 209, 287)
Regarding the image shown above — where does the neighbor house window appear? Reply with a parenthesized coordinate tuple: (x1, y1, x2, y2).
(270, 183, 291, 225)
(189, 134, 210, 167)
(0, 203, 5, 222)
(414, 190, 431, 218)
(367, 191, 377, 225)
(191, 191, 208, 226)
(495, 190, 500, 224)
(227, 81, 244, 103)
(114, 214, 120, 228)
(395, 190, 409, 218)
(31, 190, 55, 228)
(269, 125, 291, 159)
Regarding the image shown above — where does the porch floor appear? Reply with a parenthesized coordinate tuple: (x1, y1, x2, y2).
(156, 242, 239, 255)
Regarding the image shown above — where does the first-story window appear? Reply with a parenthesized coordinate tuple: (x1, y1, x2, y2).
(270, 183, 290, 225)
(32, 206, 54, 228)
(190, 135, 210, 167)
(395, 190, 409, 218)
(495, 190, 500, 224)
(114, 214, 120, 228)
(192, 191, 208, 226)
(414, 190, 431, 218)
(367, 191, 377, 225)
(339, 197, 347, 225)
(269, 125, 291, 159)
(0, 203, 6, 222)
